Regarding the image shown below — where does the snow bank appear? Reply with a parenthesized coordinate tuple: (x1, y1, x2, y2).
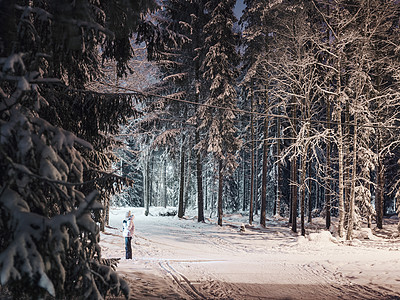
(297, 231, 338, 246)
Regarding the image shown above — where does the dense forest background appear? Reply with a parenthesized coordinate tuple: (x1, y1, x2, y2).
(115, 0, 400, 239)
(1, 0, 400, 299)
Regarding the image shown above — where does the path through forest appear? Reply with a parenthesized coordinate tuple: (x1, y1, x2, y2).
(101, 207, 400, 299)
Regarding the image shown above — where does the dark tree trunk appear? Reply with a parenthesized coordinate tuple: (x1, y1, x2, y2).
(249, 86, 255, 224)
(275, 112, 281, 217)
(325, 99, 331, 229)
(218, 159, 223, 226)
(307, 157, 312, 224)
(242, 152, 247, 211)
(260, 122, 268, 227)
(196, 131, 205, 222)
(291, 102, 298, 233)
(178, 146, 185, 218)
(145, 153, 150, 216)
(300, 153, 307, 236)
(162, 158, 167, 208)
(376, 133, 384, 229)
(0, 0, 17, 56)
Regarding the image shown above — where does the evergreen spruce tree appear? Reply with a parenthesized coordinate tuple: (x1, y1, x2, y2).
(0, 1, 162, 298)
(200, 0, 241, 226)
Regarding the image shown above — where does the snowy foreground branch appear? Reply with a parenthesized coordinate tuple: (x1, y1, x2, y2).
(0, 52, 129, 298)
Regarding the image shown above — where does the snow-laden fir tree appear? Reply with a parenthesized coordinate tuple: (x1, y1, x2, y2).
(131, 0, 209, 220)
(0, 1, 160, 298)
(199, 0, 241, 226)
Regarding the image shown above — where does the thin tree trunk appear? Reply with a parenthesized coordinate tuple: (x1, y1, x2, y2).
(178, 145, 185, 218)
(249, 85, 255, 224)
(300, 147, 308, 236)
(255, 141, 259, 215)
(196, 131, 205, 222)
(325, 99, 331, 229)
(260, 122, 268, 227)
(344, 100, 351, 224)
(149, 154, 154, 207)
(205, 167, 208, 211)
(338, 115, 345, 238)
(346, 119, 357, 240)
(218, 159, 223, 226)
(242, 151, 246, 211)
(307, 155, 312, 224)
(162, 158, 167, 208)
(376, 132, 384, 229)
(145, 152, 150, 216)
(275, 109, 282, 217)
(291, 102, 298, 233)
(184, 149, 192, 212)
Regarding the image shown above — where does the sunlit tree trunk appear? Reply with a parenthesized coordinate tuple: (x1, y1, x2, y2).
(325, 99, 331, 229)
(346, 119, 357, 240)
(344, 100, 351, 224)
(275, 110, 282, 217)
(376, 131, 384, 229)
(250, 84, 255, 224)
(300, 146, 308, 236)
(260, 87, 269, 227)
(337, 112, 345, 238)
(242, 151, 247, 211)
(260, 120, 268, 227)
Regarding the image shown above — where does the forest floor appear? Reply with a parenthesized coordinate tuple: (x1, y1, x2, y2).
(102, 207, 400, 299)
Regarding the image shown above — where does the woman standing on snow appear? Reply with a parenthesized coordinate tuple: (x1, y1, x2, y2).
(123, 211, 135, 259)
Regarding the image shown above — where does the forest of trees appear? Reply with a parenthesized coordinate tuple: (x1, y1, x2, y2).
(2, 0, 400, 299)
(118, 0, 400, 241)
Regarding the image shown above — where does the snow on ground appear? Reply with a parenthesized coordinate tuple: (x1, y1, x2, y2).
(101, 207, 400, 299)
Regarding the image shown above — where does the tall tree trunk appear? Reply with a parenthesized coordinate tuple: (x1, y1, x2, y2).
(149, 154, 154, 206)
(260, 121, 268, 227)
(184, 149, 192, 212)
(249, 85, 255, 224)
(145, 152, 150, 216)
(196, 131, 205, 222)
(275, 109, 282, 217)
(162, 158, 167, 208)
(300, 147, 308, 236)
(260, 89, 270, 227)
(325, 99, 331, 229)
(337, 114, 345, 238)
(255, 142, 259, 215)
(218, 159, 223, 226)
(242, 151, 247, 211)
(178, 145, 185, 218)
(376, 131, 384, 229)
(205, 167, 208, 210)
(346, 119, 357, 240)
(344, 99, 351, 224)
(307, 155, 312, 224)
(291, 102, 298, 233)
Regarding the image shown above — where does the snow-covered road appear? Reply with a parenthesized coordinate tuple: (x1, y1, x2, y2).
(101, 207, 400, 299)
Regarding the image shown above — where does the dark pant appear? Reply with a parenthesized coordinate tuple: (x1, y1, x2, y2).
(125, 237, 132, 259)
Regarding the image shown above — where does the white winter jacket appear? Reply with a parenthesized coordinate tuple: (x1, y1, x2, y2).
(122, 217, 135, 237)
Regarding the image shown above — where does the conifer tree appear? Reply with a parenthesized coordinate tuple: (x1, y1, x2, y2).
(200, 0, 241, 226)
(0, 1, 160, 298)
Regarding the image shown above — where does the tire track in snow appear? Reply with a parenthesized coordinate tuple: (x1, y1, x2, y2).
(300, 261, 400, 299)
(159, 261, 207, 299)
